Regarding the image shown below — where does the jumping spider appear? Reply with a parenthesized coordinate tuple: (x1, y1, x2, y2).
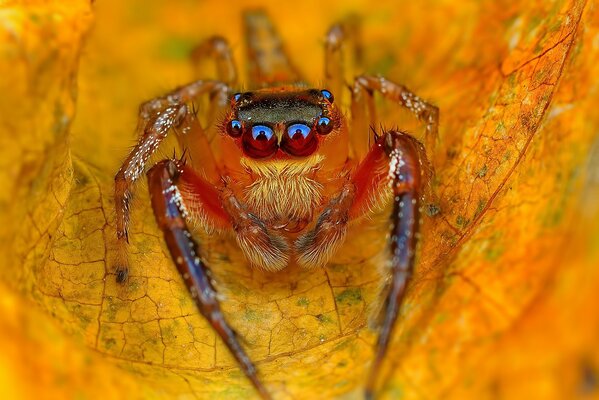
(114, 11, 438, 400)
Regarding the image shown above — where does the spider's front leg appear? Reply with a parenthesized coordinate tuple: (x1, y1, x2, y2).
(146, 159, 272, 400)
(363, 132, 428, 400)
(302, 130, 428, 398)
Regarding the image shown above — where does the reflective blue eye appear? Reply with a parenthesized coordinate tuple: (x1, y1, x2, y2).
(321, 89, 334, 103)
(251, 125, 274, 141)
(226, 119, 242, 137)
(233, 93, 241, 102)
(287, 124, 311, 139)
(282, 123, 317, 156)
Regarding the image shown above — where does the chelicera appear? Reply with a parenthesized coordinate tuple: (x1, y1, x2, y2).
(114, 10, 438, 400)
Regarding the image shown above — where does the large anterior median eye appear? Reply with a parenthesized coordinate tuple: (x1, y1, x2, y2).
(281, 123, 317, 157)
(242, 124, 278, 158)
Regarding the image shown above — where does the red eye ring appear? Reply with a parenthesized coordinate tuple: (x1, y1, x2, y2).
(281, 123, 318, 157)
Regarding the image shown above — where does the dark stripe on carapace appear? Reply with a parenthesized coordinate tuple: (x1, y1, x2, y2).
(236, 89, 323, 125)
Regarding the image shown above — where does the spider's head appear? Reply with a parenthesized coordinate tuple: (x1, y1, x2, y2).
(222, 87, 340, 159)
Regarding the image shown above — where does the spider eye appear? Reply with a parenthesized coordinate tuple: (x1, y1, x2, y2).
(233, 93, 241, 102)
(281, 123, 317, 157)
(321, 89, 334, 103)
(242, 124, 278, 158)
(287, 123, 311, 140)
(251, 125, 274, 141)
(226, 119, 242, 137)
(315, 117, 333, 135)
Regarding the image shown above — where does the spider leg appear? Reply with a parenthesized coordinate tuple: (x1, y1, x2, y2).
(189, 38, 236, 135)
(190, 36, 237, 86)
(324, 16, 363, 102)
(147, 159, 272, 400)
(114, 80, 230, 282)
(173, 104, 220, 183)
(243, 10, 302, 87)
(353, 75, 439, 158)
(363, 132, 427, 400)
(349, 77, 377, 160)
(302, 130, 427, 398)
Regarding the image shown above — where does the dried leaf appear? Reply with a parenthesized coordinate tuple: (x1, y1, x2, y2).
(1, 0, 598, 399)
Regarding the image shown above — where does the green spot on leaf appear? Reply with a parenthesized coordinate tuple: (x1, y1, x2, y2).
(316, 313, 333, 324)
(456, 215, 470, 228)
(296, 297, 310, 307)
(335, 288, 362, 305)
(477, 165, 488, 178)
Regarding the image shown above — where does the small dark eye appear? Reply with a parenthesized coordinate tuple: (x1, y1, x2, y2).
(321, 89, 334, 103)
(227, 119, 242, 137)
(287, 124, 311, 140)
(233, 93, 241, 102)
(316, 117, 333, 135)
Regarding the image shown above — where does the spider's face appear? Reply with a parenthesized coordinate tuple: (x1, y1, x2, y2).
(223, 88, 339, 159)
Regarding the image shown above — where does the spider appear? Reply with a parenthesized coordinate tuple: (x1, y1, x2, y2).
(114, 10, 438, 400)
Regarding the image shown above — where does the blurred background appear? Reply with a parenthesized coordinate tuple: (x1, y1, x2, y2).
(0, 0, 598, 399)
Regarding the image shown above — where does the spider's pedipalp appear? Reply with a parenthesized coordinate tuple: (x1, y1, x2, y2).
(295, 182, 354, 269)
(220, 186, 290, 271)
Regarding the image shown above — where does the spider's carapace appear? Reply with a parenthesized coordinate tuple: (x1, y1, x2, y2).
(225, 88, 339, 160)
(114, 10, 438, 400)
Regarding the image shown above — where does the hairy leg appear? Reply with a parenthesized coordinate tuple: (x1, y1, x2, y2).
(297, 130, 428, 398)
(190, 37, 236, 138)
(364, 132, 427, 399)
(190, 36, 237, 86)
(353, 75, 439, 158)
(324, 16, 363, 104)
(350, 75, 437, 397)
(147, 159, 271, 400)
(243, 10, 302, 87)
(114, 79, 229, 282)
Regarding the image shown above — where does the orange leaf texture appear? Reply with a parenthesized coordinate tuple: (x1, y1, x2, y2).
(1, 0, 598, 399)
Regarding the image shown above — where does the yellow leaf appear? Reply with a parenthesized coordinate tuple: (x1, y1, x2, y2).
(1, 0, 598, 399)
